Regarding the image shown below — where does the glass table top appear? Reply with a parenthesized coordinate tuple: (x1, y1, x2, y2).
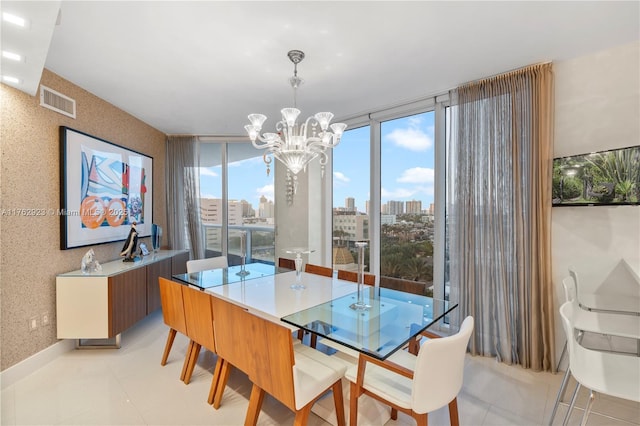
(282, 286, 457, 360)
(172, 262, 291, 290)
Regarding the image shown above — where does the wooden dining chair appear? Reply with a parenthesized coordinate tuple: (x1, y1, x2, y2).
(304, 263, 333, 277)
(346, 316, 474, 426)
(180, 285, 217, 380)
(210, 296, 347, 425)
(337, 269, 376, 286)
(158, 277, 187, 366)
(180, 285, 224, 406)
(186, 256, 228, 273)
(278, 257, 296, 270)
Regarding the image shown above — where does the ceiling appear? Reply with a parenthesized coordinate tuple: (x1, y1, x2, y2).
(2, 1, 639, 136)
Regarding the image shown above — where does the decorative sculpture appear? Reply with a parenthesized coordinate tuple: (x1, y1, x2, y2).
(81, 248, 102, 273)
(120, 222, 138, 262)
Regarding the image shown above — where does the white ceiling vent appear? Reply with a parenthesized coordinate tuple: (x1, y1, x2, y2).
(39, 85, 76, 118)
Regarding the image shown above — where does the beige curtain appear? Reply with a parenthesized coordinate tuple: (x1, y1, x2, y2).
(448, 63, 555, 371)
(166, 136, 204, 260)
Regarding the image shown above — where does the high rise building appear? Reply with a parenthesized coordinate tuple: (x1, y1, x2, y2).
(200, 198, 244, 225)
(258, 195, 274, 219)
(365, 200, 370, 215)
(345, 197, 355, 212)
(387, 200, 404, 215)
(406, 199, 422, 214)
(200, 198, 222, 224)
(240, 199, 255, 218)
(333, 212, 369, 243)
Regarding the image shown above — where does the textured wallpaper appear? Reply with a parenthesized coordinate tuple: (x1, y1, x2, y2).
(0, 69, 167, 370)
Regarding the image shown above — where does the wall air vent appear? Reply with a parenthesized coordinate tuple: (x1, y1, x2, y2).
(39, 85, 76, 118)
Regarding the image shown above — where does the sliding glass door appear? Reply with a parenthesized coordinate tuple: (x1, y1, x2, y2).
(198, 142, 275, 265)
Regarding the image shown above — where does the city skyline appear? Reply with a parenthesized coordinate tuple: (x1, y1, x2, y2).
(198, 111, 436, 213)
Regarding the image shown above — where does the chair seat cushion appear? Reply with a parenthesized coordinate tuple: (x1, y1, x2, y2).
(293, 344, 347, 410)
(344, 349, 417, 410)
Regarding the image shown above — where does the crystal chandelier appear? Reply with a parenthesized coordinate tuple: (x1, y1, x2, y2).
(245, 50, 347, 189)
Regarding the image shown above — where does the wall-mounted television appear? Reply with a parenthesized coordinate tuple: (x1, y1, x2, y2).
(552, 145, 640, 207)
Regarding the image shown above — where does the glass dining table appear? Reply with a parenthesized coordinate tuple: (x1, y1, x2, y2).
(174, 266, 457, 361)
(281, 285, 457, 360)
(172, 262, 292, 290)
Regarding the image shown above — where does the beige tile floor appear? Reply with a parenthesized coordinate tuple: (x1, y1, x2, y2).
(2, 310, 638, 425)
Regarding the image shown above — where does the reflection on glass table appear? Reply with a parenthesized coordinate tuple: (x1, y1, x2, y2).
(282, 286, 457, 360)
(172, 262, 289, 290)
(284, 247, 315, 290)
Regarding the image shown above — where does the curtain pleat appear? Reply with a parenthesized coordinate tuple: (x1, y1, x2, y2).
(166, 136, 204, 260)
(448, 63, 555, 371)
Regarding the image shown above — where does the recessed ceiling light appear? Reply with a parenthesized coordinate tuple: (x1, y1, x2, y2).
(2, 51, 23, 62)
(2, 75, 21, 84)
(2, 12, 26, 27)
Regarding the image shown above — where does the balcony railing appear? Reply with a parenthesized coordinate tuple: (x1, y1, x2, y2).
(202, 223, 276, 266)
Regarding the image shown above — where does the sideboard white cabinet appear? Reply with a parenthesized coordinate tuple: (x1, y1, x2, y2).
(56, 250, 189, 347)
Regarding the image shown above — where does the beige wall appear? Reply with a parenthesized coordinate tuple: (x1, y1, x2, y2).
(552, 41, 640, 358)
(0, 69, 167, 370)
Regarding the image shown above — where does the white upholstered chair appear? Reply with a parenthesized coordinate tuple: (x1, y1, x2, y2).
(346, 316, 474, 426)
(186, 256, 228, 273)
(559, 301, 640, 425)
(549, 276, 580, 425)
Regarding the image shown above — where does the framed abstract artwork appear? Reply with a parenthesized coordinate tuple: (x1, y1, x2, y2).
(60, 126, 153, 249)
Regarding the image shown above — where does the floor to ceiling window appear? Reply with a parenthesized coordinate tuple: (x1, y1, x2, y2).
(198, 143, 223, 257)
(330, 98, 447, 297)
(198, 141, 275, 265)
(332, 125, 371, 273)
(380, 111, 436, 296)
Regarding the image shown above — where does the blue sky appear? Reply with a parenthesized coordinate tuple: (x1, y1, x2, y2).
(199, 111, 435, 214)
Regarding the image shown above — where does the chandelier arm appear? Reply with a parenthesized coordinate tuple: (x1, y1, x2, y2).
(307, 138, 340, 150)
(302, 116, 318, 140)
(316, 150, 329, 166)
(251, 139, 283, 150)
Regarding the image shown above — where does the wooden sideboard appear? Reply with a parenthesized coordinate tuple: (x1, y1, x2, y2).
(56, 250, 189, 347)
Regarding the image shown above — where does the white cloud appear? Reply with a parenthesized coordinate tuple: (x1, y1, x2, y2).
(385, 123, 433, 152)
(199, 167, 218, 177)
(381, 187, 416, 199)
(334, 171, 350, 184)
(407, 116, 423, 127)
(397, 167, 434, 184)
(256, 184, 274, 201)
(229, 156, 266, 168)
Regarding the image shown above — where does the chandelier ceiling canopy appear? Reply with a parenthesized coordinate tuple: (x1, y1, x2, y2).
(245, 50, 347, 179)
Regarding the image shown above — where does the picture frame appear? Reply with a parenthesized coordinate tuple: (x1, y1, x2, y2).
(60, 126, 153, 249)
(552, 145, 640, 207)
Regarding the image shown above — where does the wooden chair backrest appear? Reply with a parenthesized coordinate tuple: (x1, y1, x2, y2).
(182, 285, 216, 351)
(337, 269, 376, 286)
(210, 297, 297, 410)
(158, 277, 187, 335)
(278, 257, 296, 270)
(304, 263, 333, 277)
